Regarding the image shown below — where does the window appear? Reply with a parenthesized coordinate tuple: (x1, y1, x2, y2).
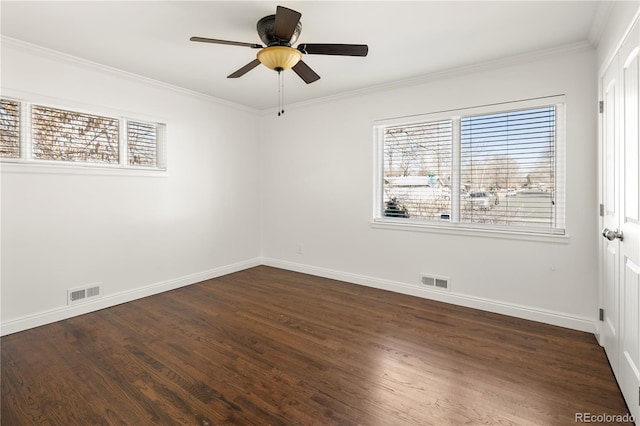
(32, 105, 120, 164)
(127, 121, 158, 167)
(374, 96, 565, 235)
(0, 98, 166, 170)
(0, 99, 20, 159)
(382, 119, 453, 221)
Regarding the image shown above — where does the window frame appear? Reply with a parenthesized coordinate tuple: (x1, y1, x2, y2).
(0, 94, 167, 176)
(373, 96, 567, 241)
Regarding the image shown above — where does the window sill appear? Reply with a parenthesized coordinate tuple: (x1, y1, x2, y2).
(0, 160, 167, 178)
(371, 218, 569, 244)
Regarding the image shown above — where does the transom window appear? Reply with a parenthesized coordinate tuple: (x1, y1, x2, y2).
(0, 98, 166, 170)
(374, 96, 565, 235)
(31, 105, 120, 164)
(0, 99, 20, 159)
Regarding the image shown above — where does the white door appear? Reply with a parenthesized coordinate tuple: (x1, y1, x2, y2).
(601, 46, 621, 376)
(601, 17, 640, 423)
(618, 18, 640, 423)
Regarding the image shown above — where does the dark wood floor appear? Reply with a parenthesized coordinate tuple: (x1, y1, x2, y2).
(1, 266, 631, 425)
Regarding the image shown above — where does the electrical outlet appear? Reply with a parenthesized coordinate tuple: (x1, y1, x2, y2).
(297, 243, 303, 254)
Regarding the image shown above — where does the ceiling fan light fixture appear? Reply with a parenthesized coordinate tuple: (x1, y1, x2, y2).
(257, 46, 302, 71)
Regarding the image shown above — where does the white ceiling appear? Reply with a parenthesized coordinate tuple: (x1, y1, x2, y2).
(1, 1, 609, 111)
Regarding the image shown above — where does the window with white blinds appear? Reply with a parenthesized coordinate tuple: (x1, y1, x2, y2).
(0, 97, 166, 170)
(375, 96, 565, 235)
(460, 107, 557, 228)
(127, 121, 158, 167)
(32, 105, 120, 164)
(383, 120, 453, 221)
(0, 99, 20, 159)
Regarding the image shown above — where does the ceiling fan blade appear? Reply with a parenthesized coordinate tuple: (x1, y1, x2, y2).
(298, 43, 368, 57)
(274, 6, 302, 42)
(190, 36, 262, 49)
(292, 60, 320, 84)
(227, 59, 262, 78)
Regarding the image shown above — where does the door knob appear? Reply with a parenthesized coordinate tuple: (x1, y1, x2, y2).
(602, 228, 624, 241)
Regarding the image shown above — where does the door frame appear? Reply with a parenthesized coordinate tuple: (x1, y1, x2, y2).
(598, 12, 640, 423)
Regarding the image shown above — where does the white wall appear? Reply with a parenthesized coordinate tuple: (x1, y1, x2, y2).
(1, 40, 261, 334)
(259, 46, 599, 332)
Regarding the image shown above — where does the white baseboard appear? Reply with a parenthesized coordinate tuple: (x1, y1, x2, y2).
(2, 256, 597, 336)
(0, 258, 261, 336)
(261, 257, 598, 335)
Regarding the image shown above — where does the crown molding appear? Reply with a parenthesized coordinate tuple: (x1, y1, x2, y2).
(261, 40, 594, 116)
(1, 35, 594, 117)
(0, 36, 260, 115)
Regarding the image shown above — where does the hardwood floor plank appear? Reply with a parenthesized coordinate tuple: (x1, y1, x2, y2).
(1, 266, 632, 425)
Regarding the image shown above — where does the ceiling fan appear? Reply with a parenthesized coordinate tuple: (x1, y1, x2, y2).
(190, 5, 369, 84)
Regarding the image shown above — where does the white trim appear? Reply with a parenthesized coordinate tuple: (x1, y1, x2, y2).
(262, 41, 592, 115)
(2, 35, 591, 116)
(1, 257, 596, 336)
(119, 117, 128, 166)
(373, 95, 566, 127)
(0, 258, 262, 336)
(0, 36, 259, 115)
(371, 126, 385, 219)
(20, 100, 32, 160)
(261, 258, 596, 334)
(0, 161, 169, 177)
(370, 219, 570, 243)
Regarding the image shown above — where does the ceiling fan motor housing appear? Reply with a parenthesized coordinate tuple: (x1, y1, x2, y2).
(257, 15, 302, 46)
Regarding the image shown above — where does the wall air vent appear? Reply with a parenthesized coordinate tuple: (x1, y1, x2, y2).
(68, 284, 101, 305)
(420, 274, 450, 291)
(421, 276, 435, 286)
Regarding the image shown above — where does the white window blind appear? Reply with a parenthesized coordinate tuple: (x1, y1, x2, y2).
(375, 97, 564, 235)
(32, 105, 120, 164)
(0, 99, 20, 159)
(460, 107, 557, 228)
(383, 120, 453, 220)
(127, 121, 157, 167)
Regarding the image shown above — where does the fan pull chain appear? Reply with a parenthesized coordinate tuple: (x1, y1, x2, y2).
(277, 70, 285, 116)
(281, 71, 285, 116)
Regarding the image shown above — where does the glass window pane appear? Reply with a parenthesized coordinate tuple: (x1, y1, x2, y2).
(460, 106, 556, 228)
(32, 105, 119, 164)
(383, 120, 453, 221)
(0, 99, 20, 158)
(127, 121, 157, 167)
